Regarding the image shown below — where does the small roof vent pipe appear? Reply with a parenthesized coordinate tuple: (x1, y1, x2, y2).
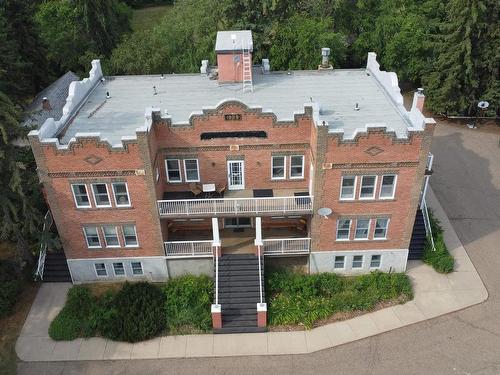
(354, 102, 360, 111)
(106, 91, 111, 99)
(319, 48, 333, 70)
(42, 97, 52, 111)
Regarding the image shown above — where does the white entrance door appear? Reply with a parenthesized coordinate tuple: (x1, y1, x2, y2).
(227, 160, 245, 190)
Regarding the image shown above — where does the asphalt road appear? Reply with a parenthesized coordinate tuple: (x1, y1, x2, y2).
(18, 122, 500, 375)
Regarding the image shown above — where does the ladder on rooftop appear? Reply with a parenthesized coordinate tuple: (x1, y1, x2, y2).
(242, 40, 253, 93)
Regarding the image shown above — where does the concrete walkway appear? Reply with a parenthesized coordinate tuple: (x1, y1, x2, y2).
(16, 187, 487, 362)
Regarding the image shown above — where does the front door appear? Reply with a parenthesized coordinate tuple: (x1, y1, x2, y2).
(227, 160, 245, 190)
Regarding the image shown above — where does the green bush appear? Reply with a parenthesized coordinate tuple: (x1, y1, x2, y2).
(266, 270, 412, 329)
(163, 275, 213, 333)
(0, 260, 23, 318)
(99, 282, 166, 342)
(423, 211, 454, 273)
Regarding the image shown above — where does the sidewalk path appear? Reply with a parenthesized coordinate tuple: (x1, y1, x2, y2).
(16, 187, 487, 361)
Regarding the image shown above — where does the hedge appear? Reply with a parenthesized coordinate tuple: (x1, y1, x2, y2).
(422, 210, 454, 273)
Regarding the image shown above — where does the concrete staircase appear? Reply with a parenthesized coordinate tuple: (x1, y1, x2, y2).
(408, 209, 426, 260)
(214, 254, 266, 334)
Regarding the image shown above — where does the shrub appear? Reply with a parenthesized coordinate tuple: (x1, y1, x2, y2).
(423, 211, 454, 273)
(99, 282, 166, 342)
(163, 275, 213, 333)
(0, 260, 23, 318)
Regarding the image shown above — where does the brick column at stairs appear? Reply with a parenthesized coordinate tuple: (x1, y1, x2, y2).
(257, 303, 267, 328)
(211, 304, 222, 329)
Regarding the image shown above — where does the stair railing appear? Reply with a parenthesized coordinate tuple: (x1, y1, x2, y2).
(215, 245, 219, 305)
(421, 198, 436, 251)
(257, 245, 263, 304)
(35, 210, 53, 280)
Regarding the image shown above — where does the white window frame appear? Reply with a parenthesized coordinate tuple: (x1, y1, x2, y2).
(370, 254, 382, 269)
(352, 255, 364, 269)
(112, 182, 131, 207)
(339, 176, 357, 201)
(183, 159, 200, 182)
(354, 219, 371, 240)
(91, 183, 112, 208)
(359, 175, 377, 200)
(336, 219, 351, 241)
(374, 218, 390, 240)
(379, 174, 397, 199)
(112, 262, 126, 277)
(334, 255, 345, 269)
(131, 261, 143, 276)
(289, 155, 305, 179)
(71, 184, 91, 208)
(165, 159, 182, 183)
(122, 225, 139, 247)
(83, 226, 101, 248)
(155, 167, 160, 182)
(94, 263, 107, 277)
(102, 226, 120, 248)
(271, 156, 286, 180)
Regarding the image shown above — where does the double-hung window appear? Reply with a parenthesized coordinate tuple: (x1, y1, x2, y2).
(83, 226, 101, 248)
(112, 182, 130, 207)
(103, 226, 120, 247)
(94, 263, 107, 277)
(340, 176, 356, 200)
(113, 262, 125, 276)
(336, 219, 351, 241)
(122, 225, 138, 247)
(370, 255, 382, 268)
(183, 159, 200, 182)
(165, 159, 181, 182)
(290, 155, 304, 179)
(352, 255, 363, 268)
(379, 175, 397, 199)
(131, 262, 143, 275)
(334, 256, 345, 269)
(72, 184, 91, 208)
(374, 218, 389, 239)
(354, 219, 370, 240)
(271, 156, 286, 180)
(360, 175, 377, 199)
(92, 183, 111, 207)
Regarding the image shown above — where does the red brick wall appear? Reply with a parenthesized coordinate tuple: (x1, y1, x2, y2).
(217, 53, 251, 83)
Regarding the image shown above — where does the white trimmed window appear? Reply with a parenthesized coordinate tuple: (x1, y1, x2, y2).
(352, 255, 363, 268)
(112, 182, 130, 207)
(271, 156, 286, 180)
(91, 183, 111, 207)
(165, 159, 181, 182)
(379, 175, 397, 199)
(374, 218, 389, 239)
(183, 159, 200, 182)
(290, 155, 304, 179)
(336, 219, 351, 241)
(103, 226, 120, 247)
(354, 219, 371, 240)
(131, 262, 143, 275)
(334, 255, 345, 269)
(94, 263, 107, 277)
(360, 175, 377, 199)
(113, 262, 125, 276)
(122, 225, 138, 247)
(83, 226, 101, 248)
(370, 255, 381, 268)
(340, 176, 356, 200)
(72, 184, 91, 208)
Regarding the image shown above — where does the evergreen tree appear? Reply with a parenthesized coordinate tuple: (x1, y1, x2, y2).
(424, 0, 500, 115)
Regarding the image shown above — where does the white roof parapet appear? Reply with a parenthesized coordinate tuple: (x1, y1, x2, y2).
(366, 52, 403, 106)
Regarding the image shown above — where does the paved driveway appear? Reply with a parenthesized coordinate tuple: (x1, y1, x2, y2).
(18, 123, 500, 375)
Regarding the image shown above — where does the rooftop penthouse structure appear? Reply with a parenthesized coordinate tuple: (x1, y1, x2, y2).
(29, 30, 435, 333)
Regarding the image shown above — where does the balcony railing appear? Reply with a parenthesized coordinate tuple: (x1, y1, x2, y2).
(262, 238, 311, 255)
(164, 240, 213, 257)
(157, 196, 313, 217)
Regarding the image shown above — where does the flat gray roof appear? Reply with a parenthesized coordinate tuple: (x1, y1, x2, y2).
(59, 68, 411, 145)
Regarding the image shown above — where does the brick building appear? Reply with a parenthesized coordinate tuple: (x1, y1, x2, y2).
(30, 31, 435, 332)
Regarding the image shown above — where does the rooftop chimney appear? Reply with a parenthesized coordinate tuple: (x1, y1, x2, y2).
(318, 48, 333, 70)
(42, 97, 52, 111)
(412, 88, 425, 113)
(214, 30, 253, 83)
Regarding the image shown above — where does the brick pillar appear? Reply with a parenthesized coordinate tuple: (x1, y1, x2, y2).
(211, 304, 222, 329)
(257, 303, 267, 328)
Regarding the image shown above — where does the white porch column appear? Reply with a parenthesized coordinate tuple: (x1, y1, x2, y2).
(254, 216, 263, 246)
(212, 218, 221, 247)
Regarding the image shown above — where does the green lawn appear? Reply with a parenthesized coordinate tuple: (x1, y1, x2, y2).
(131, 5, 173, 32)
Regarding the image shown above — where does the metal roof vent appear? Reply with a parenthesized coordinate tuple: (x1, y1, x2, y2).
(354, 102, 360, 111)
(106, 91, 111, 99)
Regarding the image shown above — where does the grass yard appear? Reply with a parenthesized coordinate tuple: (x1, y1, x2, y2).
(130, 5, 173, 32)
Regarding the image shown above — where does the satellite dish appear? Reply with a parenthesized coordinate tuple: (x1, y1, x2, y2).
(478, 101, 489, 109)
(317, 207, 333, 219)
